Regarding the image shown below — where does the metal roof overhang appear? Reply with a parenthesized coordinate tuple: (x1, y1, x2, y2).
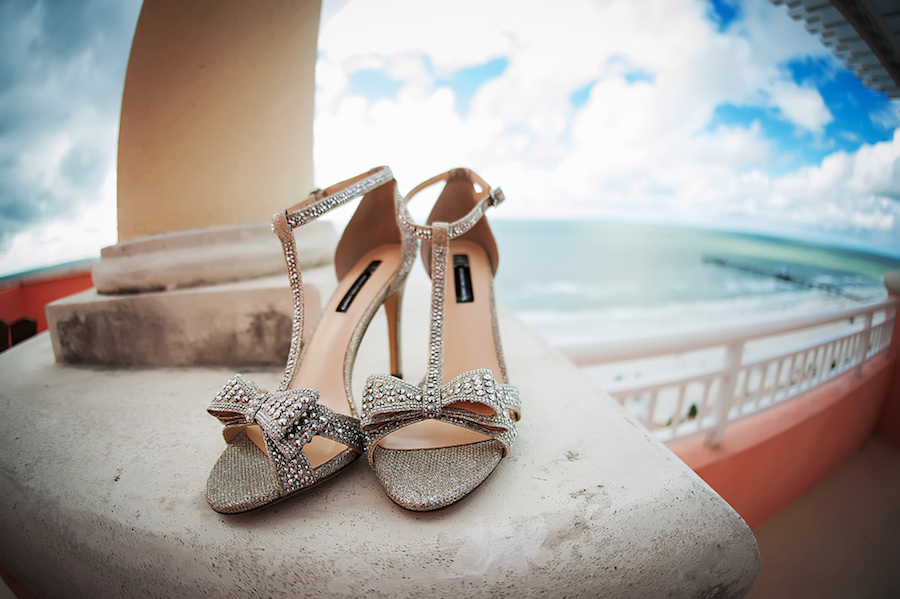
(772, 0, 900, 98)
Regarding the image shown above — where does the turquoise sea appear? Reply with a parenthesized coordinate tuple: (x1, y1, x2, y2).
(489, 220, 900, 345)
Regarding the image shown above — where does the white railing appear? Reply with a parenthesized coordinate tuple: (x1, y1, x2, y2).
(559, 298, 898, 446)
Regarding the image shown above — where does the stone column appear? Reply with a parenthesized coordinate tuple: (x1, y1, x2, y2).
(47, 0, 334, 365)
(117, 0, 318, 241)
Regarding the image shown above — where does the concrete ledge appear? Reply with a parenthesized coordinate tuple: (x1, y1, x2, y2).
(0, 269, 759, 598)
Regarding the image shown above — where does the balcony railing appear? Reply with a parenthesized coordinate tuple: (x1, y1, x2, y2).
(560, 297, 898, 446)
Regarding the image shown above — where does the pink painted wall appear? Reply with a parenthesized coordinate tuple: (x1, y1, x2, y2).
(669, 355, 894, 529)
(0, 272, 93, 333)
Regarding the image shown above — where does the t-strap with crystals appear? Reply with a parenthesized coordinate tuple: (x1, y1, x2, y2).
(204, 165, 407, 514)
(271, 166, 395, 392)
(361, 168, 521, 507)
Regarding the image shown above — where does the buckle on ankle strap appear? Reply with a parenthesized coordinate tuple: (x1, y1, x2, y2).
(284, 167, 394, 229)
(488, 187, 505, 207)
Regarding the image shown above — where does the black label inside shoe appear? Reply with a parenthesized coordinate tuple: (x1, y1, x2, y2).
(453, 254, 474, 303)
(336, 260, 381, 312)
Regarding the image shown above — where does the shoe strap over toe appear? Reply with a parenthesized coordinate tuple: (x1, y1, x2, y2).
(361, 369, 520, 459)
(209, 375, 365, 495)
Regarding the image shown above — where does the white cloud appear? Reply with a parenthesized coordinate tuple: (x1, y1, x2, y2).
(314, 0, 897, 255)
(871, 101, 900, 130)
(709, 131, 900, 248)
(1, 0, 895, 277)
(768, 80, 833, 133)
(0, 0, 141, 276)
(0, 170, 118, 276)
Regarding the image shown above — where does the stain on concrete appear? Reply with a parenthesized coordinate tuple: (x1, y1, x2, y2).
(56, 306, 167, 365)
(194, 308, 291, 366)
(248, 309, 292, 359)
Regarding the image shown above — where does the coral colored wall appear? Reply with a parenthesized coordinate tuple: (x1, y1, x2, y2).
(669, 355, 894, 530)
(0, 272, 94, 334)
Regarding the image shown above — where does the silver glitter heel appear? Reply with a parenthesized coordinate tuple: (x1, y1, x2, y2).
(205, 167, 416, 514)
(361, 168, 522, 511)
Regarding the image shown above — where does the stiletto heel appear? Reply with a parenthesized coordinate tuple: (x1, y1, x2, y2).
(383, 291, 403, 378)
(204, 167, 416, 514)
(361, 168, 521, 511)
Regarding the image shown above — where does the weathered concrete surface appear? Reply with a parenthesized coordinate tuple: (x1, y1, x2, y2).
(1, 271, 759, 598)
(46, 271, 327, 367)
(48, 219, 339, 367)
(45, 261, 347, 367)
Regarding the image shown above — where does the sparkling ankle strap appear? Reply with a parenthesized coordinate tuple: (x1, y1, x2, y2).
(398, 168, 504, 240)
(284, 166, 395, 229)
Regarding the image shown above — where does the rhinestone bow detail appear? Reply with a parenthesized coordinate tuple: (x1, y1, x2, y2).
(361, 369, 521, 456)
(208, 375, 364, 493)
(210, 375, 332, 457)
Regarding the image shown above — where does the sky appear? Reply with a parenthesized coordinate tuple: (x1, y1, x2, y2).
(1, 0, 899, 278)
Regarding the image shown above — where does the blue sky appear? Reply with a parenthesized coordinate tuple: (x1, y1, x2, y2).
(314, 0, 900, 257)
(0, 0, 899, 277)
(709, 57, 896, 173)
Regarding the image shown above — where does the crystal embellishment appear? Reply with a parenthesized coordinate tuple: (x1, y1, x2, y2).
(208, 375, 364, 493)
(361, 369, 520, 454)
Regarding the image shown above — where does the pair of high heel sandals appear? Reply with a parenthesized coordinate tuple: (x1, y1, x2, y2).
(206, 167, 521, 513)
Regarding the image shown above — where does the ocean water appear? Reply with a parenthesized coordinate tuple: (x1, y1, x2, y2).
(489, 220, 900, 345)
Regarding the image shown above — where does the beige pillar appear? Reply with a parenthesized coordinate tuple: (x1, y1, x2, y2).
(116, 0, 320, 241)
(54, 0, 332, 365)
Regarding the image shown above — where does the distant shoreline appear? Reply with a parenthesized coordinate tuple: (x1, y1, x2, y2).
(490, 217, 900, 266)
